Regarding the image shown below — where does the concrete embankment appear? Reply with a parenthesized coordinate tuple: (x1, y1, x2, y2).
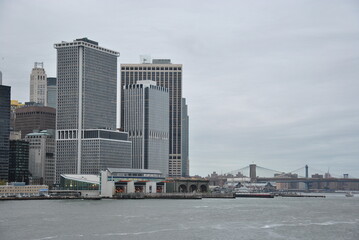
(201, 193, 235, 198)
(275, 193, 326, 198)
(113, 193, 202, 199)
(0, 196, 102, 201)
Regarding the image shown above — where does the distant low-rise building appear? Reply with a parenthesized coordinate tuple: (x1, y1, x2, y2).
(0, 183, 48, 196)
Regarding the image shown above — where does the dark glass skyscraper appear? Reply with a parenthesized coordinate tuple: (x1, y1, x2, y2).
(9, 140, 29, 183)
(0, 84, 10, 181)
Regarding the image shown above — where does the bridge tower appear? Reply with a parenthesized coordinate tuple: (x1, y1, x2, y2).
(250, 164, 256, 182)
(305, 165, 308, 178)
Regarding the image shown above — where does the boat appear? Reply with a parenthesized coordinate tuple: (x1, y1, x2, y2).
(345, 192, 354, 197)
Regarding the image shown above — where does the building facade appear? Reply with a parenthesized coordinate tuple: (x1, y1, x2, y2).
(0, 84, 11, 181)
(8, 140, 29, 183)
(25, 130, 55, 186)
(14, 106, 56, 139)
(181, 98, 189, 177)
(56, 129, 132, 182)
(10, 100, 24, 130)
(30, 62, 47, 105)
(121, 59, 185, 177)
(54, 38, 131, 182)
(123, 80, 169, 176)
(100, 168, 166, 197)
(47, 77, 57, 108)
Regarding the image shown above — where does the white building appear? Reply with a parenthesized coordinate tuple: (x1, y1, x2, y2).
(30, 62, 47, 105)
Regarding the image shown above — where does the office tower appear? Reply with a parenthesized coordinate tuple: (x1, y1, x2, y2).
(8, 140, 29, 183)
(123, 80, 169, 176)
(0, 83, 11, 181)
(0, 70, 2, 85)
(181, 98, 189, 177)
(30, 62, 47, 105)
(10, 100, 25, 130)
(14, 106, 56, 139)
(54, 38, 131, 181)
(25, 130, 55, 185)
(121, 59, 185, 177)
(47, 77, 57, 108)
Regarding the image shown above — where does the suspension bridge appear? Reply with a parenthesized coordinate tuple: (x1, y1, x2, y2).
(226, 164, 359, 190)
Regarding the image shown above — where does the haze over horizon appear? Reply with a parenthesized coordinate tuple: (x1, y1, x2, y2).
(1, 0, 358, 177)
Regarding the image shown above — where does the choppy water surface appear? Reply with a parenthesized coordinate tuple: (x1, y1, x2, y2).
(1, 193, 358, 240)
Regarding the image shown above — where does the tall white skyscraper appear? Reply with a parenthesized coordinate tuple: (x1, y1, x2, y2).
(30, 62, 47, 105)
(54, 38, 132, 182)
(123, 80, 169, 176)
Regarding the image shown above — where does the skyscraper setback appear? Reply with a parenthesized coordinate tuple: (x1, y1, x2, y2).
(121, 59, 188, 177)
(54, 38, 131, 181)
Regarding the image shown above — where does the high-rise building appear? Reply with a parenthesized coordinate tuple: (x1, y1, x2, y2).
(121, 59, 186, 177)
(123, 80, 169, 176)
(10, 100, 25, 130)
(47, 77, 57, 108)
(54, 38, 131, 181)
(25, 130, 55, 186)
(30, 62, 47, 106)
(0, 83, 11, 181)
(14, 106, 56, 139)
(0, 70, 2, 85)
(8, 140, 29, 184)
(181, 98, 189, 177)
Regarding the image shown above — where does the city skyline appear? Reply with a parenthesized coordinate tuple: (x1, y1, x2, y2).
(1, 0, 358, 177)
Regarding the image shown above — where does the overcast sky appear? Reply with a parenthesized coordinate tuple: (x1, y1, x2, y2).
(1, 0, 358, 177)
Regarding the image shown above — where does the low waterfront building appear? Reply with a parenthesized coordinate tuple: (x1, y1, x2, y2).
(166, 178, 209, 193)
(0, 183, 48, 197)
(100, 168, 166, 197)
(60, 174, 99, 197)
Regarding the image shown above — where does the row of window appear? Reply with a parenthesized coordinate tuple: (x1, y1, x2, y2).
(121, 67, 182, 71)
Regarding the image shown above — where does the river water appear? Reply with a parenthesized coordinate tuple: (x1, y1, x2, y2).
(1, 193, 358, 240)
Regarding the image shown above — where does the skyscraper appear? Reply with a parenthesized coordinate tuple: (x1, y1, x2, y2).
(121, 59, 186, 177)
(8, 140, 29, 184)
(0, 83, 10, 181)
(123, 80, 169, 176)
(30, 62, 47, 105)
(47, 77, 57, 108)
(14, 106, 56, 139)
(25, 130, 55, 185)
(181, 98, 189, 177)
(54, 38, 131, 181)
